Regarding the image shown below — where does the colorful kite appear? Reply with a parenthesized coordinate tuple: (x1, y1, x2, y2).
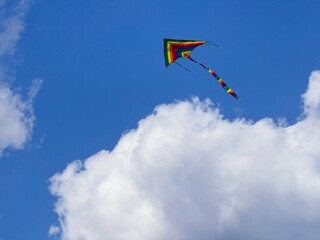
(164, 38, 240, 100)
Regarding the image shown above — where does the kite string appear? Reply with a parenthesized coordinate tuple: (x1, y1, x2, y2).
(206, 41, 223, 49)
(186, 55, 240, 100)
(174, 62, 191, 72)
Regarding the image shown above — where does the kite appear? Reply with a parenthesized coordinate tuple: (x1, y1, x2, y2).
(164, 38, 240, 100)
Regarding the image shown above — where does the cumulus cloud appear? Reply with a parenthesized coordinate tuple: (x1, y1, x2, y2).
(302, 71, 320, 117)
(50, 71, 320, 240)
(0, 0, 39, 156)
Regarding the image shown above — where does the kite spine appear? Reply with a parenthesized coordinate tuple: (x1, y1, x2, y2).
(186, 55, 240, 100)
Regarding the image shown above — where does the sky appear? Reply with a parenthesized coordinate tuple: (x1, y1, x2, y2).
(0, 0, 320, 239)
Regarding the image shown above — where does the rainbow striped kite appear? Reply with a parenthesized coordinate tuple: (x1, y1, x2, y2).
(164, 38, 240, 100)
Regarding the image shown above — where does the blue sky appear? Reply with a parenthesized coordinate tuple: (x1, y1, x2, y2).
(1, 0, 320, 239)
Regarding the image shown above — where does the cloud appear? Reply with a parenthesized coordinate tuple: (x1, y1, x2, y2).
(0, 0, 39, 156)
(302, 71, 320, 117)
(50, 71, 320, 240)
(0, 0, 30, 57)
(49, 225, 60, 237)
(0, 79, 41, 155)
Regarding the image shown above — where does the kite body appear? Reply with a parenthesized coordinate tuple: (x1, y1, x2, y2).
(164, 38, 240, 100)
(164, 39, 206, 67)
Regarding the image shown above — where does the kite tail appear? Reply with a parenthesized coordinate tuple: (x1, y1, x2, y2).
(186, 55, 240, 100)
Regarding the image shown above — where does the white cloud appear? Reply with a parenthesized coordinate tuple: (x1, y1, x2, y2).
(302, 71, 320, 117)
(49, 225, 61, 237)
(50, 71, 320, 240)
(0, 79, 41, 155)
(0, 0, 39, 156)
(0, 0, 30, 57)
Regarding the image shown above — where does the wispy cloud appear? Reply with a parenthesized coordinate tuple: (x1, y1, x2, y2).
(48, 224, 60, 237)
(50, 71, 320, 240)
(0, 0, 30, 57)
(0, 0, 40, 156)
(0, 79, 41, 155)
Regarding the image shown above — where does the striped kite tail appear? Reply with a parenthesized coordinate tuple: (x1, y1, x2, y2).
(208, 69, 240, 100)
(187, 56, 240, 100)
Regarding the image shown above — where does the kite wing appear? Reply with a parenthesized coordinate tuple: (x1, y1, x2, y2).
(164, 39, 206, 67)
